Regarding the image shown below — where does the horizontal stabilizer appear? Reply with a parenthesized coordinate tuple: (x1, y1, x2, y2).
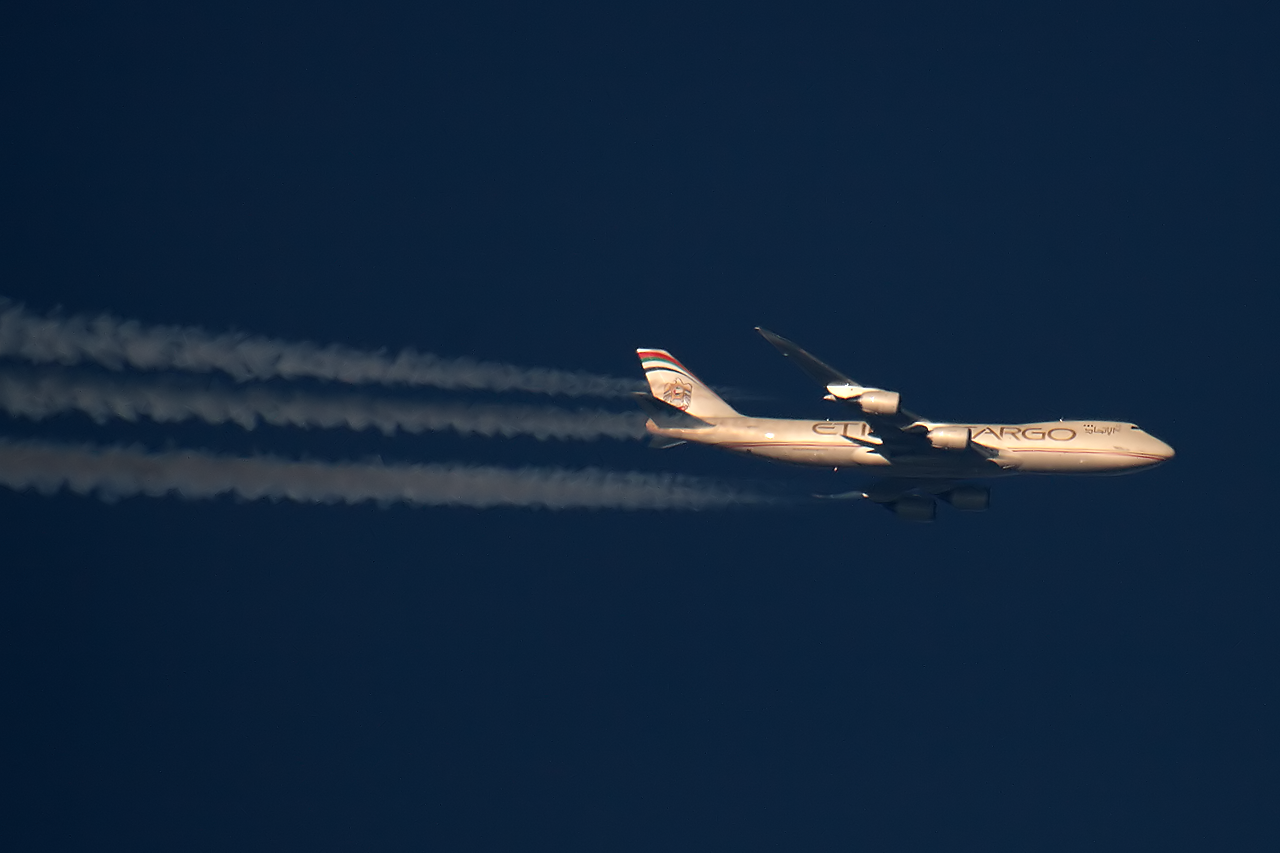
(649, 435, 687, 450)
(631, 392, 714, 429)
(813, 490, 869, 500)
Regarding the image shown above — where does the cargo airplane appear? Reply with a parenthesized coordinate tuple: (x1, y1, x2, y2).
(633, 328, 1174, 521)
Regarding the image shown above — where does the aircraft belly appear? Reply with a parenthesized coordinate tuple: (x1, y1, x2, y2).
(731, 444, 864, 466)
(878, 458, 1010, 479)
(1007, 448, 1167, 474)
(735, 445, 1001, 476)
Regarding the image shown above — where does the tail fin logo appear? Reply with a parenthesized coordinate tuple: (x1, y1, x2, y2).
(662, 380, 693, 411)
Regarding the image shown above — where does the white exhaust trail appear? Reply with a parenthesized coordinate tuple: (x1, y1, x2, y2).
(0, 369, 647, 441)
(0, 439, 766, 510)
(0, 300, 641, 396)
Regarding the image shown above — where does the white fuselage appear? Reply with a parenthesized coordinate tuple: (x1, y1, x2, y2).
(646, 417, 1175, 478)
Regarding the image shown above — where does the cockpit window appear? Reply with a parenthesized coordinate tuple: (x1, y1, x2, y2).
(1129, 425, 1141, 430)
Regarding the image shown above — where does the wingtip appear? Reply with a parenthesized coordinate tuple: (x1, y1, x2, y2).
(755, 326, 788, 347)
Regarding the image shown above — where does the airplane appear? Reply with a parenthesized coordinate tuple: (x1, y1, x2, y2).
(632, 328, 1174, 521)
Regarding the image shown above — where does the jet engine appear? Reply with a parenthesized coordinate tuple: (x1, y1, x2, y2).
(892, 494, 936, 522)
(943, 485, 990, 512)
(858, 390, 900, 415)
(927, 426, 971, 451)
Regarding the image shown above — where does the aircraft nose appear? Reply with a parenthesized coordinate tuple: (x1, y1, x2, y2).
(1153, 437, 1175, 461)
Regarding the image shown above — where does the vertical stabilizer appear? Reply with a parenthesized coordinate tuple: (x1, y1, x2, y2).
(635, 349, 741, 418)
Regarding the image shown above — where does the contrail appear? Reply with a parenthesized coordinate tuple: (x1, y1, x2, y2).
(0, 300, 642, 396)
(0, 368, 648, 441)
(0, 439, 767, 510)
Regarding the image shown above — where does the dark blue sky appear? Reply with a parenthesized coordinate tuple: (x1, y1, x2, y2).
(3, 4, 1277, 851)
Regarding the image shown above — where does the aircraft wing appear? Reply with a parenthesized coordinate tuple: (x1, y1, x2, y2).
(754, 327, 858, 390)
(756, 328, 928, 420)
(755, 327, 962, 456)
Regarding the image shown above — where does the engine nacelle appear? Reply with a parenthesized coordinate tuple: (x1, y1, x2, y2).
(892, 494, 936, 522)
(858, 390, 900, 415)
(944, 485, 990, 511)
(927, 426, 971, 451)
